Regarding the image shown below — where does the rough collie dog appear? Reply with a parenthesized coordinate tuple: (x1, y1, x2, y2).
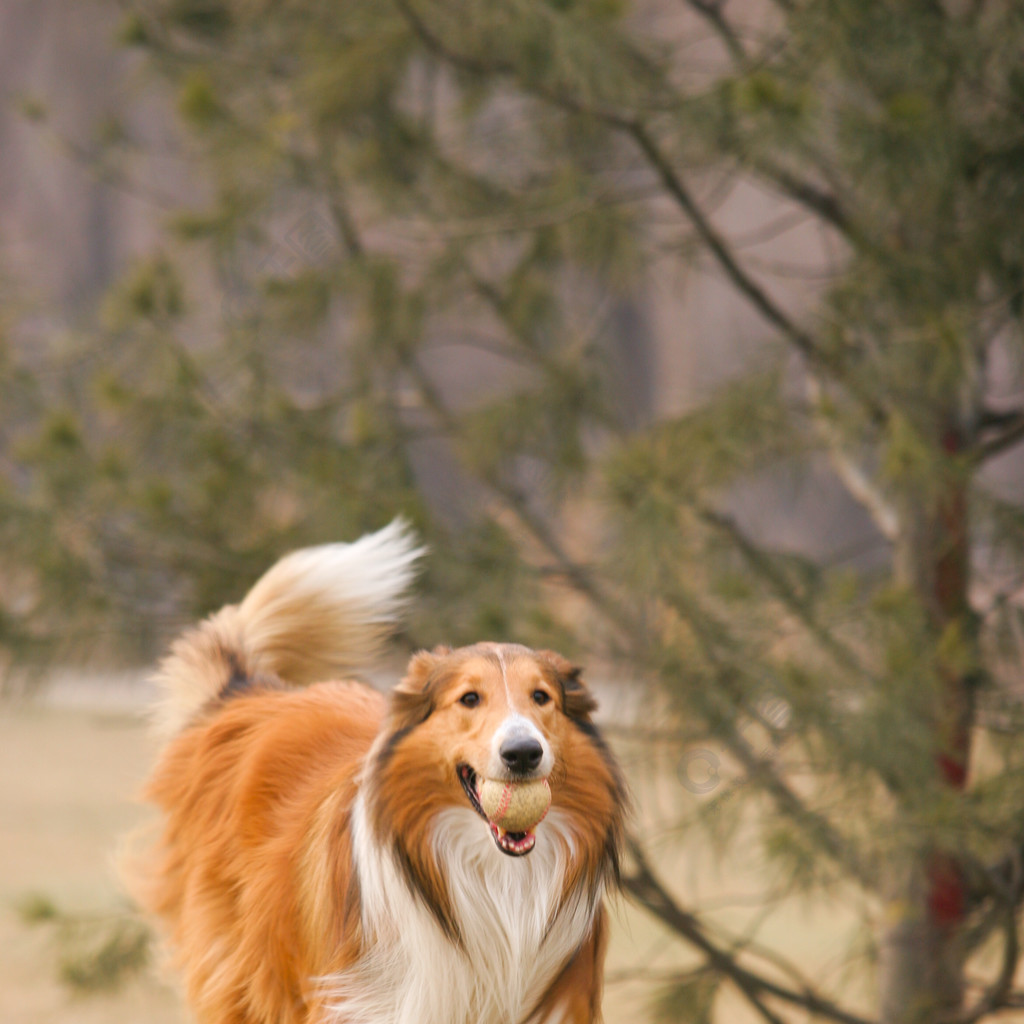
(127, 521, 626, 1024)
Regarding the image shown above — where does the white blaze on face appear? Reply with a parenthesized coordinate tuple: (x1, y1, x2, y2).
(487, 713, 553, 779)
(491, 644, 514, 708)
(484, 646, 554, 778)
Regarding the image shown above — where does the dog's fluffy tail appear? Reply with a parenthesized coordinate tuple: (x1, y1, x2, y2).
(151, 519, 425, 736)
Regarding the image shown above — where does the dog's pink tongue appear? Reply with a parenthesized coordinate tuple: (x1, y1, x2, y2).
(489, 822, 537, 855)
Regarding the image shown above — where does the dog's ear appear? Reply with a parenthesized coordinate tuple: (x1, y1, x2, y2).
(390, 645, 452, 729)
(537, 649, 598, 721)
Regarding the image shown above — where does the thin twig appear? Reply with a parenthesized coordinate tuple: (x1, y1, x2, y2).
(395, 0, 886, 425)
(624, 122, 885, 424)
(623, 838, 878, 1024)
(694, 504, 878, 678)
(805, 374, 898, 541)
(400, 355, 642, 647)
(684, 0, 748, 62)
(974, 413, 1024, 464)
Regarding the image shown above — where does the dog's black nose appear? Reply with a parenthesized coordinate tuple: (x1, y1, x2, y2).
(500, 737, 544, 774)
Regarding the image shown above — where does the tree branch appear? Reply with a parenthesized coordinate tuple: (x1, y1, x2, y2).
(974, 410, 1024, 463)
(678, 2, 854, 239)
(722, 713, 874, 887)
(624, 122, 886, 423)
(623, 838, 878, 1024)
(399, 355, 643, 648)
(659, 582, 876, 889)
(806, 374, 898, 541)
(748, 155, 854, 238)
(393, 0, 636, 126)
(954, 903, 1019, 1023)
(683, 0, 748, 63)
(694, 505, 878, 677)
(297, 112, 643, 653)
(967, 843, 1024, 947)
(395, 0, 884, 424)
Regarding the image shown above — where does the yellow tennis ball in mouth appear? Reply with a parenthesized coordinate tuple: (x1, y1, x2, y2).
(477, 777, 552, 832)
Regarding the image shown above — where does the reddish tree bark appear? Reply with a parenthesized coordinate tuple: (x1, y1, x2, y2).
(881, 424, 976, 1024)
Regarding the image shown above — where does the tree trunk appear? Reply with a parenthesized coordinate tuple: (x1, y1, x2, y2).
(879, 427, 975, 1024)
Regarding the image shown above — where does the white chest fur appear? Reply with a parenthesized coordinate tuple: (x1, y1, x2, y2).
(323, 797, 599, 1024)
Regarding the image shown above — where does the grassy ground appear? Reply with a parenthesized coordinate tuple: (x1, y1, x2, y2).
(0, 693, 866, 1023)
(0, 702, 181, 1024)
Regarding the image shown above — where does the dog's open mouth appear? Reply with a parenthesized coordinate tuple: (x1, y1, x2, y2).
(458, 764, 538, 856)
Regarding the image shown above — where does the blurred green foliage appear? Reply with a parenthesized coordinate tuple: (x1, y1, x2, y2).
(16, 893, 151, 994)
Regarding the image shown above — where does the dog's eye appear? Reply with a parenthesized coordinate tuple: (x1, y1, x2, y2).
(532, 690, 551, 706)
(459, 691, 480, 708)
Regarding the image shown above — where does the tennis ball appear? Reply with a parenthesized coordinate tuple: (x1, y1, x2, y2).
(477, 777, 551, 832)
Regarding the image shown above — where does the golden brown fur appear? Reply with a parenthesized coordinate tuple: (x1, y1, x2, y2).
(126, 525, 625, 1024)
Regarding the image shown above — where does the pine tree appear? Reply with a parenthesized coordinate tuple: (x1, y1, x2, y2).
(6, 1, 1024, 1020)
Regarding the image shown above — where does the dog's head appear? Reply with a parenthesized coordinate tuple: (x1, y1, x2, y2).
(368, 642, 622, 863)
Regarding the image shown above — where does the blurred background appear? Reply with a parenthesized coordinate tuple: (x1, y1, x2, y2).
(3, 1, 1024, 1022)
